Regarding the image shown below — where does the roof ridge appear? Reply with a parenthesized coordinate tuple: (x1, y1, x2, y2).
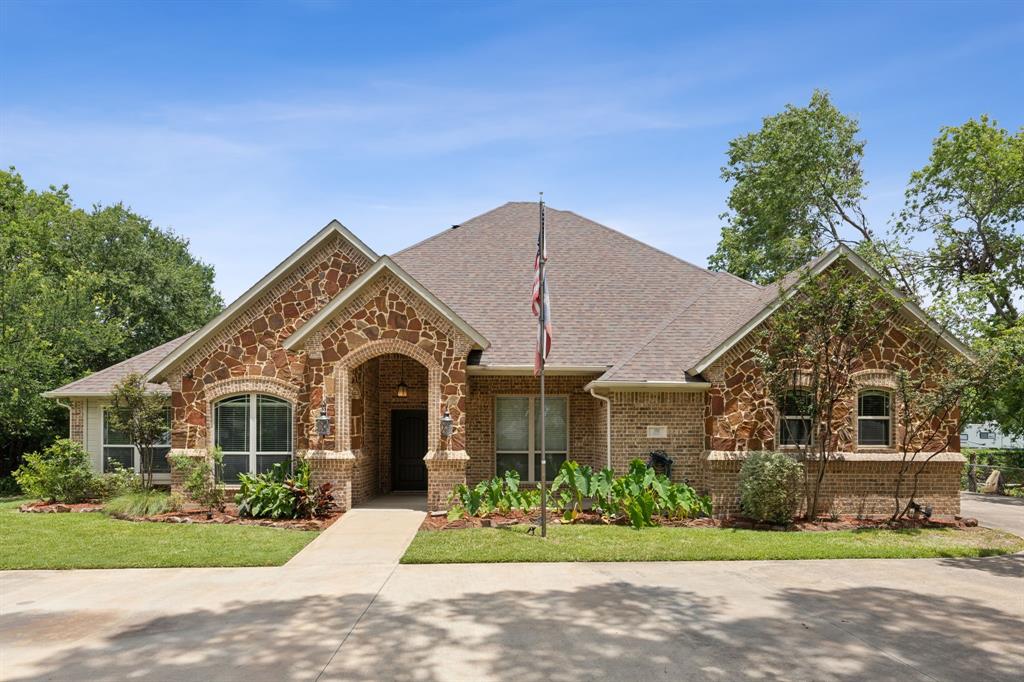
(391, 201, 521, 259)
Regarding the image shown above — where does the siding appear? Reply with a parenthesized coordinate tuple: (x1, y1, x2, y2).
(85, 399, 104, 472)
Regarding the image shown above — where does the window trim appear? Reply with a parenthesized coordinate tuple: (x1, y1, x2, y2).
(777, 389, 813, 448)
(102, 406, 172, 476)
(494, 394, 570, 483)
(856, 389, 892, 448)
(214, 393, 294, 480)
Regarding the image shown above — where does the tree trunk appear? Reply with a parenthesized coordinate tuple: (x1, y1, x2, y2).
(967, 452, 977, 492)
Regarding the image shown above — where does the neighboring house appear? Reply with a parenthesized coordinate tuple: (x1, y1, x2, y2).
(44, 203, 970, 515)
(961, 423, 1024, 450)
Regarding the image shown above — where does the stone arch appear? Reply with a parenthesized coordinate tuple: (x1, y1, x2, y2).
(335, 338, 443, 453)
(202, 376, 300, 450)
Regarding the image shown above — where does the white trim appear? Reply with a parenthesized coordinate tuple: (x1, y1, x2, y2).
(468, 365, 607, 376)
(147, 220, 378, 381)
(856, 388, 893, 448)
(283, 255, 489, 351)
(689, 245, 974, 375)
(584, 380, 711, 393)
(213, 393, 295, 479)
(494, 394, 569, 483)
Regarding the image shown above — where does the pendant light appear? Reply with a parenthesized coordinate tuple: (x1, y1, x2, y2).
(396, 356, 409, 398)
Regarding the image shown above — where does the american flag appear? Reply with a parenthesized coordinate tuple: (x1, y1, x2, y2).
(533, 199, 552, 376)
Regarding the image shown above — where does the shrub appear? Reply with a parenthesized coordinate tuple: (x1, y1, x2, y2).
(234, 459, 334, 519)
(104, 490, 182, 516)
(0, 475, 21, 497)
(738, 451, 803, 524)
(95, 463, 142, 500)
(171, 448, 226, 514)
(13, 439, 98, 503)
(448, 470, 539, 520)
(286, 459, 336, 519)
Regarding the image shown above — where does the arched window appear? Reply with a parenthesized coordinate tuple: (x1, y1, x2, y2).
(214, 394, 293, 482)
(778, 390, 812, 446)
(857, 390, 891, 446)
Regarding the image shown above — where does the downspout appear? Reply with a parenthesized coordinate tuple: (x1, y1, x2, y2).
(589, 387, 612, 470)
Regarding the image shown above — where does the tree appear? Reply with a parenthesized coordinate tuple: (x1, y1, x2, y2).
(709, 90, 872, 284)
(895, 117, 1024, 436)
(753, 259, 901, 519)
(0, 168, 223, 474)
(108, 374, 169, 489)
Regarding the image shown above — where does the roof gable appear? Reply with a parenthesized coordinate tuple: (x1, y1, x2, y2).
(687, 245, 974, 375)
(283, 256, 489, 351)
(146, 220, 377, 381)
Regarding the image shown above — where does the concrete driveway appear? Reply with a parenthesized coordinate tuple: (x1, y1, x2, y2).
(961, 492, 1024, 537)
(2, 495, 1022, 682)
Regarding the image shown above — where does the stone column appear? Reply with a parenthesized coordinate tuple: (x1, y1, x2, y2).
(424, 449, 469, 512)
(305, 450, 356, 511)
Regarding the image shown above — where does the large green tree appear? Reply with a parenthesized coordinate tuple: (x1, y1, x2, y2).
(0, 168, 223, 474)
(709, 90, 872, 285)
(895, 117, 1024, 435)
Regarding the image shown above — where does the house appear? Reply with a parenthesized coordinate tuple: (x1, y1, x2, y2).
(44, 202, 970, 515)
(961, 423, 1024, 450)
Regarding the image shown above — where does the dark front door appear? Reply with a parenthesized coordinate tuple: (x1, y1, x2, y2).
(391, 409, 428, 491)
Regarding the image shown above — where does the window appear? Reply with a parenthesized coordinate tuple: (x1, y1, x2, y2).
(215, 394, 293, 483)
(103, 408, 171, 474)
(857, 390, 891, 446)
(979, 430, 993, 440)
(495, 396, 568, 482)
(778, 390, 812, 446)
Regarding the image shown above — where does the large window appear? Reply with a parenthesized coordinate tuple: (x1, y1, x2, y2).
(857, 390, 891, 446)
(103, 408, 171, 474)
(778, 390, 812, 446)
(495, 396, 568, 481)
(215, 394, 293, 483)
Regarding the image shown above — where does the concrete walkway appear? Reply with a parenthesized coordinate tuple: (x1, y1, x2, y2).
(286, 494, 426, 568)
(961, 491, 1024, 537)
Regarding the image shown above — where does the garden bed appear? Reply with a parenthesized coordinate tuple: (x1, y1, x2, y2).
(110, 502, 342, 530)
(422, 510, 979, 533)
(19, 500, 105, 514)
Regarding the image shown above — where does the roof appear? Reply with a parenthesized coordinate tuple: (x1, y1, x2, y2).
(283, 255, 489, 351)
(393, 202, 764, 372)
(42, 333, 194, 398)
(146, 220, 377, 381)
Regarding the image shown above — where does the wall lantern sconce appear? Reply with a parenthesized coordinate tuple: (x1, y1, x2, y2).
(440, 408, 454, 440)
(315, 398, 330, 438)
(396, 357, 409, 398)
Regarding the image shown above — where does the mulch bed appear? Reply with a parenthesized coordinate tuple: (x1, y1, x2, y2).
(19, 501, 105, 513)
(18, 499, 341, 530)
(421, 510, 979, 532)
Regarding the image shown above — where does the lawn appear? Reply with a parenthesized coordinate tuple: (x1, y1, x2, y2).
(401, 524, 1024, 563)
(0, 498, 318, 569)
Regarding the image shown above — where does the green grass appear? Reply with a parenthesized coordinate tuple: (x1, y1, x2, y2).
(401, 523, 1024, 563)
(0, 498, 318, 569)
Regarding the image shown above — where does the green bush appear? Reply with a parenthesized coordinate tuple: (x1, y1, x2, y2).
(738, 451, 803, 524)
(94, 463, 142, 500)
(962, 448, 1024, 489)
(0, 475, 21, 497)
(447, 470, 539, 520)
(171, 449, 226, 513)
(13, 439, 98, 503)
(234, 459, 335, 519)
(104, 490, 182, 516)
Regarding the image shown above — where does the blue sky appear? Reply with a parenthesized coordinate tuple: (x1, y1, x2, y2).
(2, 0, 1022, 301)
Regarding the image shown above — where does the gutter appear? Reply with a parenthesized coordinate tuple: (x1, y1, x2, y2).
(583, 380, 711, 392)
(588, 387, 612, 469)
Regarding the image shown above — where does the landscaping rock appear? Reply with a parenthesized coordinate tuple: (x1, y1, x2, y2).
(962, 517, 979, 527)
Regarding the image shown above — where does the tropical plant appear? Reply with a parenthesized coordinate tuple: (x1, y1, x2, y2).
(285, 459, 336, 519)
(447, 470, 539, 520)
(235, 462, 295, 519)
(171, 448, 226, 515)
(13, 438, 98, 503)
(738, 452, 804, 524)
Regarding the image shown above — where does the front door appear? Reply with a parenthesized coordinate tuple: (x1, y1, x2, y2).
(391, 409, 428, 491)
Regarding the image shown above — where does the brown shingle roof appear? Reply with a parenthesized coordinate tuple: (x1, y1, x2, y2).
(393, 202, 764, 372)
(43, 333, 194, 398)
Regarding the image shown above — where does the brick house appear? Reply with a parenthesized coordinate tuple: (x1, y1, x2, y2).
(44, 202, 970, 515)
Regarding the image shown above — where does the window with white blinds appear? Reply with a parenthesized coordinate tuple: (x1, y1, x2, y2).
(214, 394, 293, 482)
(495, 396, 568, 482)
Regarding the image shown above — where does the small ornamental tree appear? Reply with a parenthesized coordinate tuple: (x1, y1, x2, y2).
(108, 372, 168, 489)
(889, 340, 993, 520)
(754, 258, 901, 519)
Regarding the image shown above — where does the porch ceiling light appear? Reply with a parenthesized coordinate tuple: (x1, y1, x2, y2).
(396, 357, 409, 398)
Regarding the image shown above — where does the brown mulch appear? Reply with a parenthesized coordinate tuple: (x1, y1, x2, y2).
(421, 510, 979, 532)
(18, 501, 105, 513)
(113, 503, 343, 531)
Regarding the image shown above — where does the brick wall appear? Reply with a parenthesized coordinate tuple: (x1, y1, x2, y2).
(465, 374, 600, 485)
(605, 391, 705, 485)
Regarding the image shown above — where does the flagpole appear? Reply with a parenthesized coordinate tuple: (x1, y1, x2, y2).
(538, 193, 547, 539)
